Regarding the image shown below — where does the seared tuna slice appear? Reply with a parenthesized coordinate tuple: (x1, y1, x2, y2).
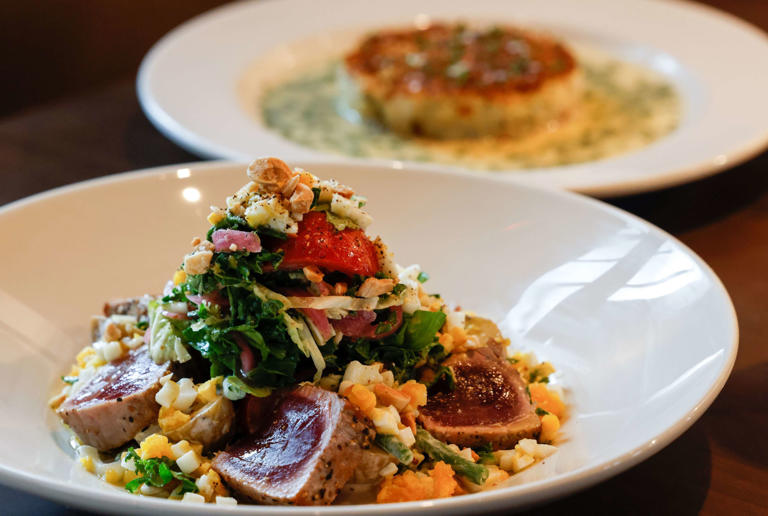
(418, 347, 540, 449)
(57, 346, 170, 450)
(213, 385, 372, 505)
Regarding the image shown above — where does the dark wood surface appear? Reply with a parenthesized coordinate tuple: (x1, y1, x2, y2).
(0, 1, 766, 514)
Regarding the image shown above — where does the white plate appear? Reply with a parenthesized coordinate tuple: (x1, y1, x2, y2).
(0, 161, 737, 514)
(137, 0, 768, 196)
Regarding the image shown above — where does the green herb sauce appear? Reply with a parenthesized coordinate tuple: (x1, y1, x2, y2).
(260, 54, 680, 170)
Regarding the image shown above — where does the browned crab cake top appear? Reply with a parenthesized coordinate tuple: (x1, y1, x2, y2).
(344, 23, 578, 98)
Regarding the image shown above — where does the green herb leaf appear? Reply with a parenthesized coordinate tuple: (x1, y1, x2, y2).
(123, 448, 198, 495)
(416, 271, 430, 283)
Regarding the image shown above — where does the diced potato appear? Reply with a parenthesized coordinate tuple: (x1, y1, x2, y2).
(173, 378, 197, 411)
(170, 440, 193, 461)
(176, 450, 201, 475)
(181, 492, 205, 503)
(155, 380, 179, 408)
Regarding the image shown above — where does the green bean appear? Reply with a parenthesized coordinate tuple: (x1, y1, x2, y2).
(375, 434, 414, 465)
(415, 429, 489, 484)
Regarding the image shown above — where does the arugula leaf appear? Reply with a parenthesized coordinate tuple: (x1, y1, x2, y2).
(181, 285, 303, 388)
(327, 310, 447, 381)
(123, 448, 198, 495)
(256, 226, 288, 240)
(206, 214, 250, 241)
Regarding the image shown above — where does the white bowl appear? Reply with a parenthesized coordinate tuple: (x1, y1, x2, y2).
(0, 162, 737, 514)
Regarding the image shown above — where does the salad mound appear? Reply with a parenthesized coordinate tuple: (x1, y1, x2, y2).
(50, 159, 566, 506)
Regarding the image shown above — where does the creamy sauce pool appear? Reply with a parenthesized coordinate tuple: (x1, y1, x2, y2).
(260, 53, 680, 170)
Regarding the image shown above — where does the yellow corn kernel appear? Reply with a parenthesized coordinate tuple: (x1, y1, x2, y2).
(76, 347, 97, 369)
(79, 456, 95, 473)
(104, 468, 122, 485)
(399, 380, 427, 409)
(540, 414, 560, 443)
(344, 384, 377, 414)
(173, 270, 187, 286)
(138, 434, 174, 460)
(196, 377, 222, 405)
(123, 470, 139, 483)
(207, 209, 226, 225)
(158, 407, 191, 432)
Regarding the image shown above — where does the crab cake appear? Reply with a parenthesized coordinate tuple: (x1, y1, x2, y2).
(341, 23, 583, 139)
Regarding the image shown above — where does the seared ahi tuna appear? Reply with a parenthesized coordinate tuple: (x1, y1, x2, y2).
(213, 385, 372, 505)
(419, 347, 540, 449)
(57, 346, 170, 450)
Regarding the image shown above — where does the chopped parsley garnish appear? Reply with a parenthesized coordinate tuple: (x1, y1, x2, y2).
(123, 448, 198, 495)
(61, 375, 78, 385)
(535, 407, 550, 416)
(417, 271, 430, 283)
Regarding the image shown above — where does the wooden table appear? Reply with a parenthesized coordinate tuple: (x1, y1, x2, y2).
(0, 1, 766, 514)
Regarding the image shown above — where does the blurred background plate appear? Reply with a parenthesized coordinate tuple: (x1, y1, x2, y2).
(0, 161, 737, 514)
(137, 0, 768, 196)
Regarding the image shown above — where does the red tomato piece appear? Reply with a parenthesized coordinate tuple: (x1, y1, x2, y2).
(276, 211, 380, 277)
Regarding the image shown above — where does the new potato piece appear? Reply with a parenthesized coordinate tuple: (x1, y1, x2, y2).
(164, 396, 235, 450)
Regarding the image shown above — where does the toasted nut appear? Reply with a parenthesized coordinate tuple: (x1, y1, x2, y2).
(247, 157, 293, 193)
(289, 183, 314, 214)
(184, 250, 213, 275)
(281, 174, 300, 197)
